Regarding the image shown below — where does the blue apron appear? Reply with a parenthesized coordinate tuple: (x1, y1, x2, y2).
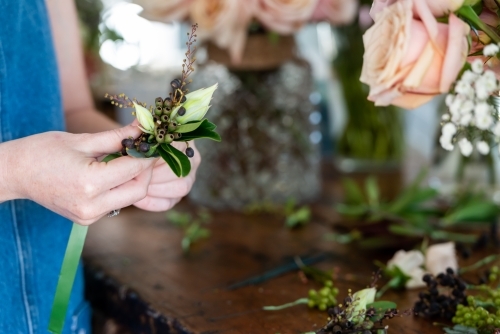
(0, 0, 91, 333)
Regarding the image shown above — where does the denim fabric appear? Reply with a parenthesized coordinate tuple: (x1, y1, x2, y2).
(0, 0, 91, 333)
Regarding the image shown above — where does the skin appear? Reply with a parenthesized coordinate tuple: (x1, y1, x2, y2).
(0, 0, 201, 225)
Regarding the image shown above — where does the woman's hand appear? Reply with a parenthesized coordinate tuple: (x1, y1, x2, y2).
(133, 142, 201, 212)
(0, 124, 155, 225)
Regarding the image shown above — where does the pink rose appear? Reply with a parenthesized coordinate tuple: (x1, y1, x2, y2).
(190, 0, 255, 64)
(255, 0, 320, 34)
(360, 0, 470, 109)
(370, 0, 464, 20)
(134, 0, 194, 22)
(311, 0, 358, 26)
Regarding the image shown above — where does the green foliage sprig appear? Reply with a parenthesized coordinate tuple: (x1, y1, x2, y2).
(166, 210, 211, 252)
(332, 171, 500, 248)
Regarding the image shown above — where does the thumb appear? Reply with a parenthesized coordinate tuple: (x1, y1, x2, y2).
(84, 123, 143, 156)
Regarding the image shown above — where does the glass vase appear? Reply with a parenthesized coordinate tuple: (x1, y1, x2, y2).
(188, 34, 321, 210)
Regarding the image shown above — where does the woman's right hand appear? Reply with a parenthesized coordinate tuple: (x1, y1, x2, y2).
(0, 124, 155, 225)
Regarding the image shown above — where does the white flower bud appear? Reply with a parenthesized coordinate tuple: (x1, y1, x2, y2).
(133, 102, 155, 134)
(477, 141, 490, 155)
(425, 242, 458, 276)
(171, 83, 218, 124)
(442, 123, 457, 136)
(348, 287, 376, 324)
(483, 43, 500, 57)
(458, 138, 473, 157)
(471, 59, 484, 74)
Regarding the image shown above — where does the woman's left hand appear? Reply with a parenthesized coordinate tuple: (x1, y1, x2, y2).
(133, 142, 201, 212)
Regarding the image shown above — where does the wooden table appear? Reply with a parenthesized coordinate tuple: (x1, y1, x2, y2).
(82, 170, 447, 334)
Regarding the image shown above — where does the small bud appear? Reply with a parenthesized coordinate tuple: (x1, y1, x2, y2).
(164, 134, 174, 144)
(171, 79, 181, 90)
(174, 133, 182, 139)
(163, 97, 172, 108)
(156, 134, 166, 143)
(155, 106, 163, 116)
(138, 142, 150, 153)
(133, 102, 155, 134)
(155, 97, 163, 107)
(161, 115, 169, 122)
(168, 122, 178, 132)
(177, 107, 186, 116)
(158, 129, 166, 136)
(185, 147, 194, 158)
(162, 107, 171, 115)
(121, 138, 134, 149)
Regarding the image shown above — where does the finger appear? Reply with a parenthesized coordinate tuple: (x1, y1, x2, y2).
(99, 164, 154, 212)
(91, 156, 157, 191)
(147, 175, 195, 198)
(150, 160, 181, 184)
(79, 123, 142, 157)
(133, 196, 181, 212)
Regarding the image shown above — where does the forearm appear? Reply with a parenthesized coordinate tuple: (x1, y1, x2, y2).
(65, 108, 119, 134)
(0, 140, 24, 202)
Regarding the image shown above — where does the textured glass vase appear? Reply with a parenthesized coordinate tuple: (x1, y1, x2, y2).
(189, 35, 321, 210)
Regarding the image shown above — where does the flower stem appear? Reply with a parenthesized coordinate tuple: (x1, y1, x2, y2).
(457, 6, 500, 44)
(459, 254, 500, 274)
(263, 298, 309, 311)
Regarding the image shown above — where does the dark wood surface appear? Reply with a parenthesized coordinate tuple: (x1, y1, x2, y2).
(82, 169, 448, 334)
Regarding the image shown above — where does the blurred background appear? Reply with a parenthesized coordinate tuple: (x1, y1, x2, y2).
(78, 0, 444, 208)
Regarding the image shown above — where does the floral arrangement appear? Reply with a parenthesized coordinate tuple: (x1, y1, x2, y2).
(134, 0, 359, 63)
(360, 0, 500, 159)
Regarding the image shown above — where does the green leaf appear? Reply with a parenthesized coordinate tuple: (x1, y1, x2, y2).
(144, 144, 158, 158)
(175, 119, 221, 142)
(430, 230, 477, 244)
(367, 301, 397, 322)
(341, 178, 365, 204)
(285, 207, 311, 228)
(365, 177, 379, 207)
(388, 224, 426, 237)
(161, 144, 191, 177)
(335, 203, 369, 217)
(175, 120, 204, 133)
(157, 145, 181, 177)
(126, 147, 146, 158)
(201, 119, 217, 131)
(441, 201, 500, 226)
(102, 153, 121, 163)
(388, 188, 438, 214)
(443, 325, 478, 334)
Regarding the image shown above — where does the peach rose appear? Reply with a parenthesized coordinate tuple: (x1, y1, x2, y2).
(134, 0, 194, 22)
(255, 0, 320, 35)
(311, 0, 358, 26)
(360, 0, 470, 109)
(190, 0, 255, 64)
(370, 0, 464, 19)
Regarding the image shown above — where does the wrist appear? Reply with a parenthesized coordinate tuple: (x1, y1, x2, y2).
(0, 140, 24, 202)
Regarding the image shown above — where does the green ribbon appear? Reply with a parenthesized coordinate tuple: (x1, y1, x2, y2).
(48, 223, 88, 334)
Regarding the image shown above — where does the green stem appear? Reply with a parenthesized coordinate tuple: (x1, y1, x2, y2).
(487, 148, 496, 185)
(457, 6, 500, 44)
(375, 277, 399, 299)
(48, 223, 88, 334)
(459, 254, 500, 274)
(263, 298, 309, 311)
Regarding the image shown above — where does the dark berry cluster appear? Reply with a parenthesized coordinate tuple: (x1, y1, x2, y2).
(315, 295, 394, 334)
(414, 268, 467, 320)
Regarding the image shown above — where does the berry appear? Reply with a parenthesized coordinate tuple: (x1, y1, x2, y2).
(185, 147, 195, 158)
(139, 142, 150, 153)
(171, 79, 181, 90)
(121, 138, 134, 149)
(181, 95, 187, 103)
(178, 107, 186, 116)
(155, 97, 163, 107)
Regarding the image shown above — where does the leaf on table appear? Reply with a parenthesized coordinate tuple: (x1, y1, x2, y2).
(335, 203, 369, 217)
(285, 206, 311, 228)
(341, 178, 365, 204)
(441, 201, 500, 226)
(365, 176, 379, 207)
(443, 325, 478, 334)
